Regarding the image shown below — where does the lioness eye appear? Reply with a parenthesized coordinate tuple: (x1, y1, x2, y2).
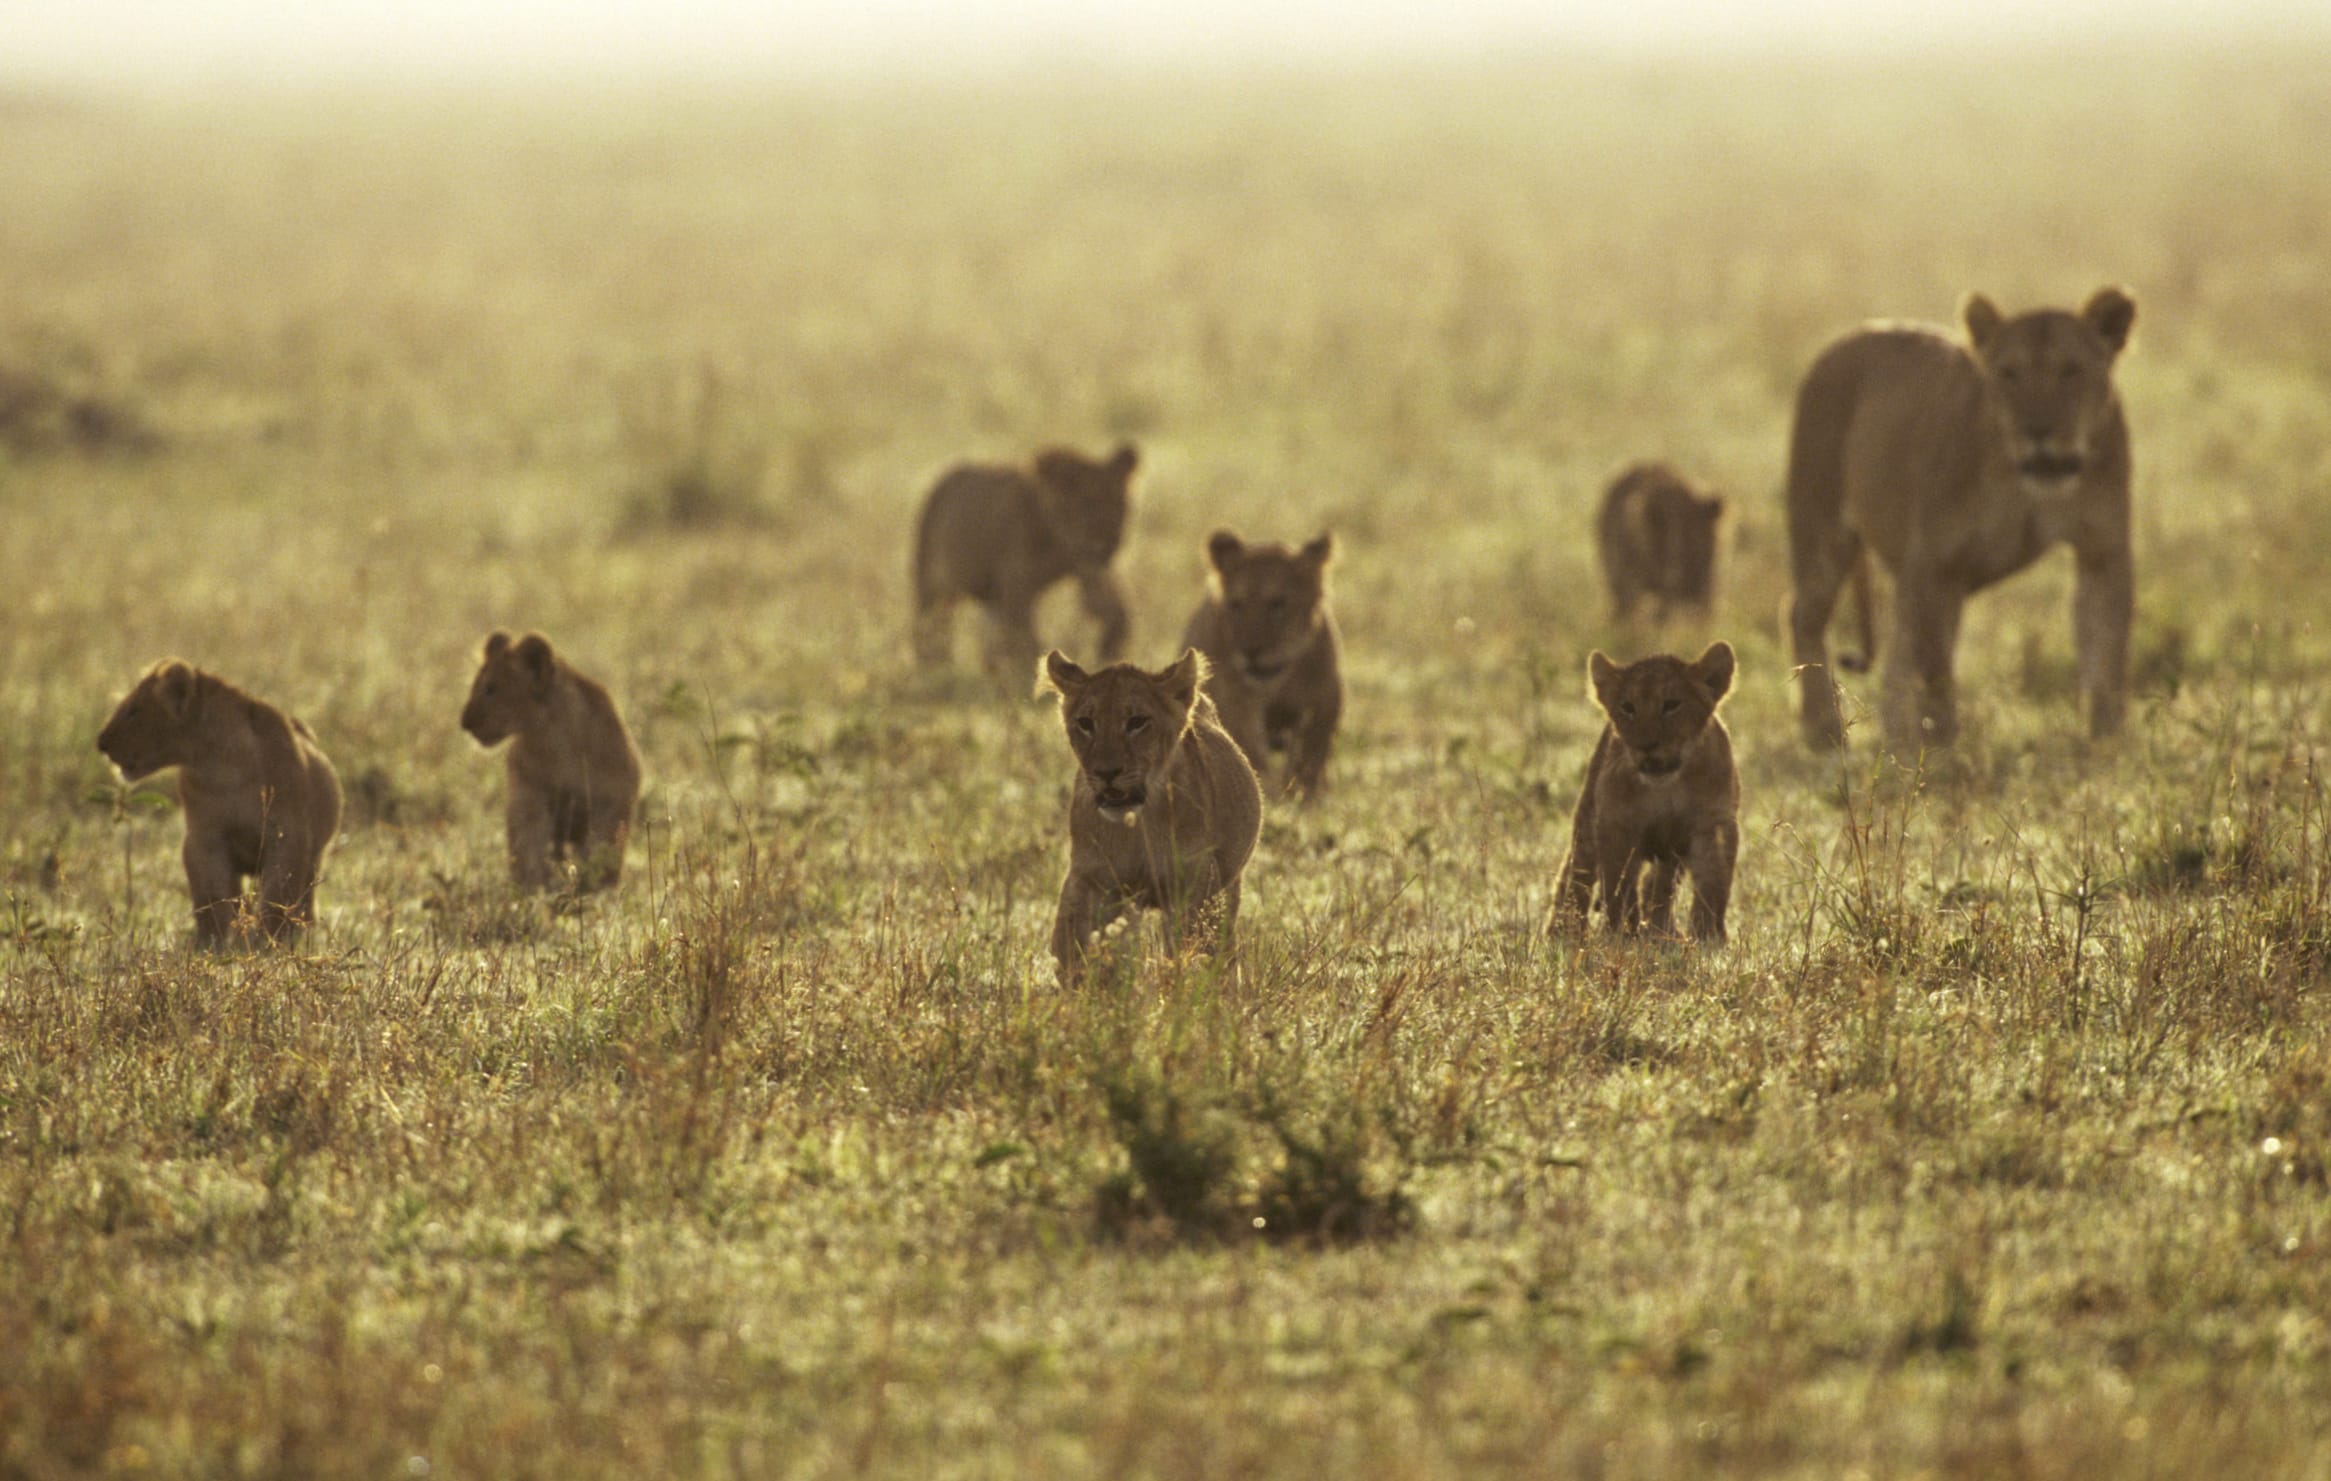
(1663, 698, 1682, 714)
(1125, 715, 1149, 734)
(1075, 717, 1094, 735)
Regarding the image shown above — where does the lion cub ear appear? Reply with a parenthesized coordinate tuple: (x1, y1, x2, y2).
(1109, 442, 1140, 478)
(484, 630, 513, 660)
(1587, 651, 1621, 708)
(1160, 648, 1208, 716)
(1961, 292, 2004, 354)
(1693, 641, 1736, 702)
(1299, 532, 1336, 570)
(512, 633, 556, 692)
(154, 659, 199, 716)
(1038, 650, 1090, 700)
(1206, 530, 1246, 574)
(2082, 286, 2136, 356)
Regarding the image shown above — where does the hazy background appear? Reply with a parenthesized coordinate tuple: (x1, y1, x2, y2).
(9, 0, 2327, 85)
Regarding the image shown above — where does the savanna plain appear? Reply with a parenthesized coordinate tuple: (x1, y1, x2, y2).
(3, 45, 2330, 1479)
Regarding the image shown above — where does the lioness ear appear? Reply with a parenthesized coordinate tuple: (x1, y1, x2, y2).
(513, 633, 555, 691)
(1038, 650, 1088, 699)
(1694, 641, 1736, 701)
(1109, 442, 1139, 477)
(2082, 285, 2136, 356)
(1161, 648, 1206, 716)
(483, 630, 512, 660)
(1588, 651, 1620, 707)
(1299, 532, 1336, 570)
(1206, 530, 1245, 574)
(154, 659, 198, 716)
(1961, 292, 2004, 353)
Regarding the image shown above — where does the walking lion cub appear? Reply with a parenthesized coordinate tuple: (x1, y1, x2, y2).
(1547, 643, 1740, 945)
(1180, 528, 1343, 802)
(96, 660, 342, 945)
(1038, 648, 1262, 986)
(461, 631, 642, 892)
(1596, 461, 1725, 623)
(913, 442, 1139, 675)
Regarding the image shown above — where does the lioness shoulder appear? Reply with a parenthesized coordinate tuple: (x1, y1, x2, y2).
(1180, 528, 1342, 802)
(1547, 642, 1739, 945)
(1784, 287, 2136, 752)
(1596, 461, 1724, 623)
(1037, 647, 1261, 985)
(96, 659, 342, 944)
(912, 442, 1139, 676)
(461, 630, 642, 891)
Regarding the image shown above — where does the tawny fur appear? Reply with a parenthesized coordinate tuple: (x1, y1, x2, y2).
(1784, 287, 2137, 753)
(96, 660, 342, 945)
(1596, 461, 1725, 623)
(1038, 648, 1263, 987)
(1180, 529, 1343, 802)
(461, 631, 642, 892)
(1547, 643, 1740, 946)
(912, 442, 1139, 676)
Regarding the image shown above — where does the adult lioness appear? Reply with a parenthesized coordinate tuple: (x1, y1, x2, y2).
(912, 443, 1138, 676)
(1784, 287, 2137, 752)
(1037, 648, 1262, 987)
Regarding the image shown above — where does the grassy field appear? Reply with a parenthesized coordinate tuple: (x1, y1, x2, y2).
(3, 43, 2330, 1478)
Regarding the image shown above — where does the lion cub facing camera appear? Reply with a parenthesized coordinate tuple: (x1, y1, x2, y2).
(1547, 642, 1740, 945)
(96, 660, 342, 945)
(1038, 648, 1262, 986)
(461, 631, 642, 892)
(1180, 529, 1343, 802)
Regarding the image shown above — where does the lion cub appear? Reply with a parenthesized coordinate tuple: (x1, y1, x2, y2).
(1596, 461, 1725, 622)
(1547, 642, 1740, 945)
(1038, 648, 1263, 986)
(461, 631, 643, 891)
(912, 442, 1139, 675)
(97, 660, 342, 945)
(1180, 529, 1343, 801)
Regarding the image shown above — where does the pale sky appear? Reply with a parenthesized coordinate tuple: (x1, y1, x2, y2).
(5, 0, 2321, 84)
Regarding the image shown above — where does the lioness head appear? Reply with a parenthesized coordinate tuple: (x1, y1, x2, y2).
(1038, 647, 1204, 823)
(1588, 642, 1735, 778)
(1962, 286, 2136, 487)
(461, 631, 558, 746)
(1205, 529, 1334, 681)
(1032, 443, 1139, 567)
(97, 659, 204, 781)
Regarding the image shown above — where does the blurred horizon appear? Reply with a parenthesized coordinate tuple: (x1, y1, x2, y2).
(8, 0, 2328, 90)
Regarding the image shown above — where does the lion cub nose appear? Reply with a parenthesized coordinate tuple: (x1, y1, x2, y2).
(1093, 764, 1124, 783)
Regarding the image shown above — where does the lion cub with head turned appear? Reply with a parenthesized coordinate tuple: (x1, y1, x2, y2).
(1547, 642, 1739, 945)
(1038, 648, 1262, 986)
(1597, 461, 1724, 623)
(461, 631, 642, 892)
(1181, 529, 1343, 802)
(97, 660, 342, 945)
(913, 442, 1139, 675)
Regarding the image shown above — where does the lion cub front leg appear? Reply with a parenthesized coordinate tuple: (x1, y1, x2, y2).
(1158, 860, 1229, 962)
(182, 830, 244, 946)
(1050, 869, 1128, 987)
(1685, 819, 1738, 945)
(1546, 785, 1601, 937)
(505, 781, 558, 891)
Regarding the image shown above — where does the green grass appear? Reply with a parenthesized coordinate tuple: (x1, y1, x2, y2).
(4, 44, 2331, 1478)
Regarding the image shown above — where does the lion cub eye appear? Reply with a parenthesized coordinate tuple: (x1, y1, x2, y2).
(1619, 702, 1637, 718)
(1662, 698, 1682, 715)
(2057, 364, 2082, 384)
(1125, 715, 1150, 734)
(1075, 717, 1095, 735)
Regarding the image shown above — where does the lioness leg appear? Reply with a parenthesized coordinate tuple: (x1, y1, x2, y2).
(1686, 820, 1738, 946)
(2074, 540, 2134, 739)
(1788, 529, 1862, 750)
(1885, 572, 1964, 753)
(1078, 569, 1132, 665)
